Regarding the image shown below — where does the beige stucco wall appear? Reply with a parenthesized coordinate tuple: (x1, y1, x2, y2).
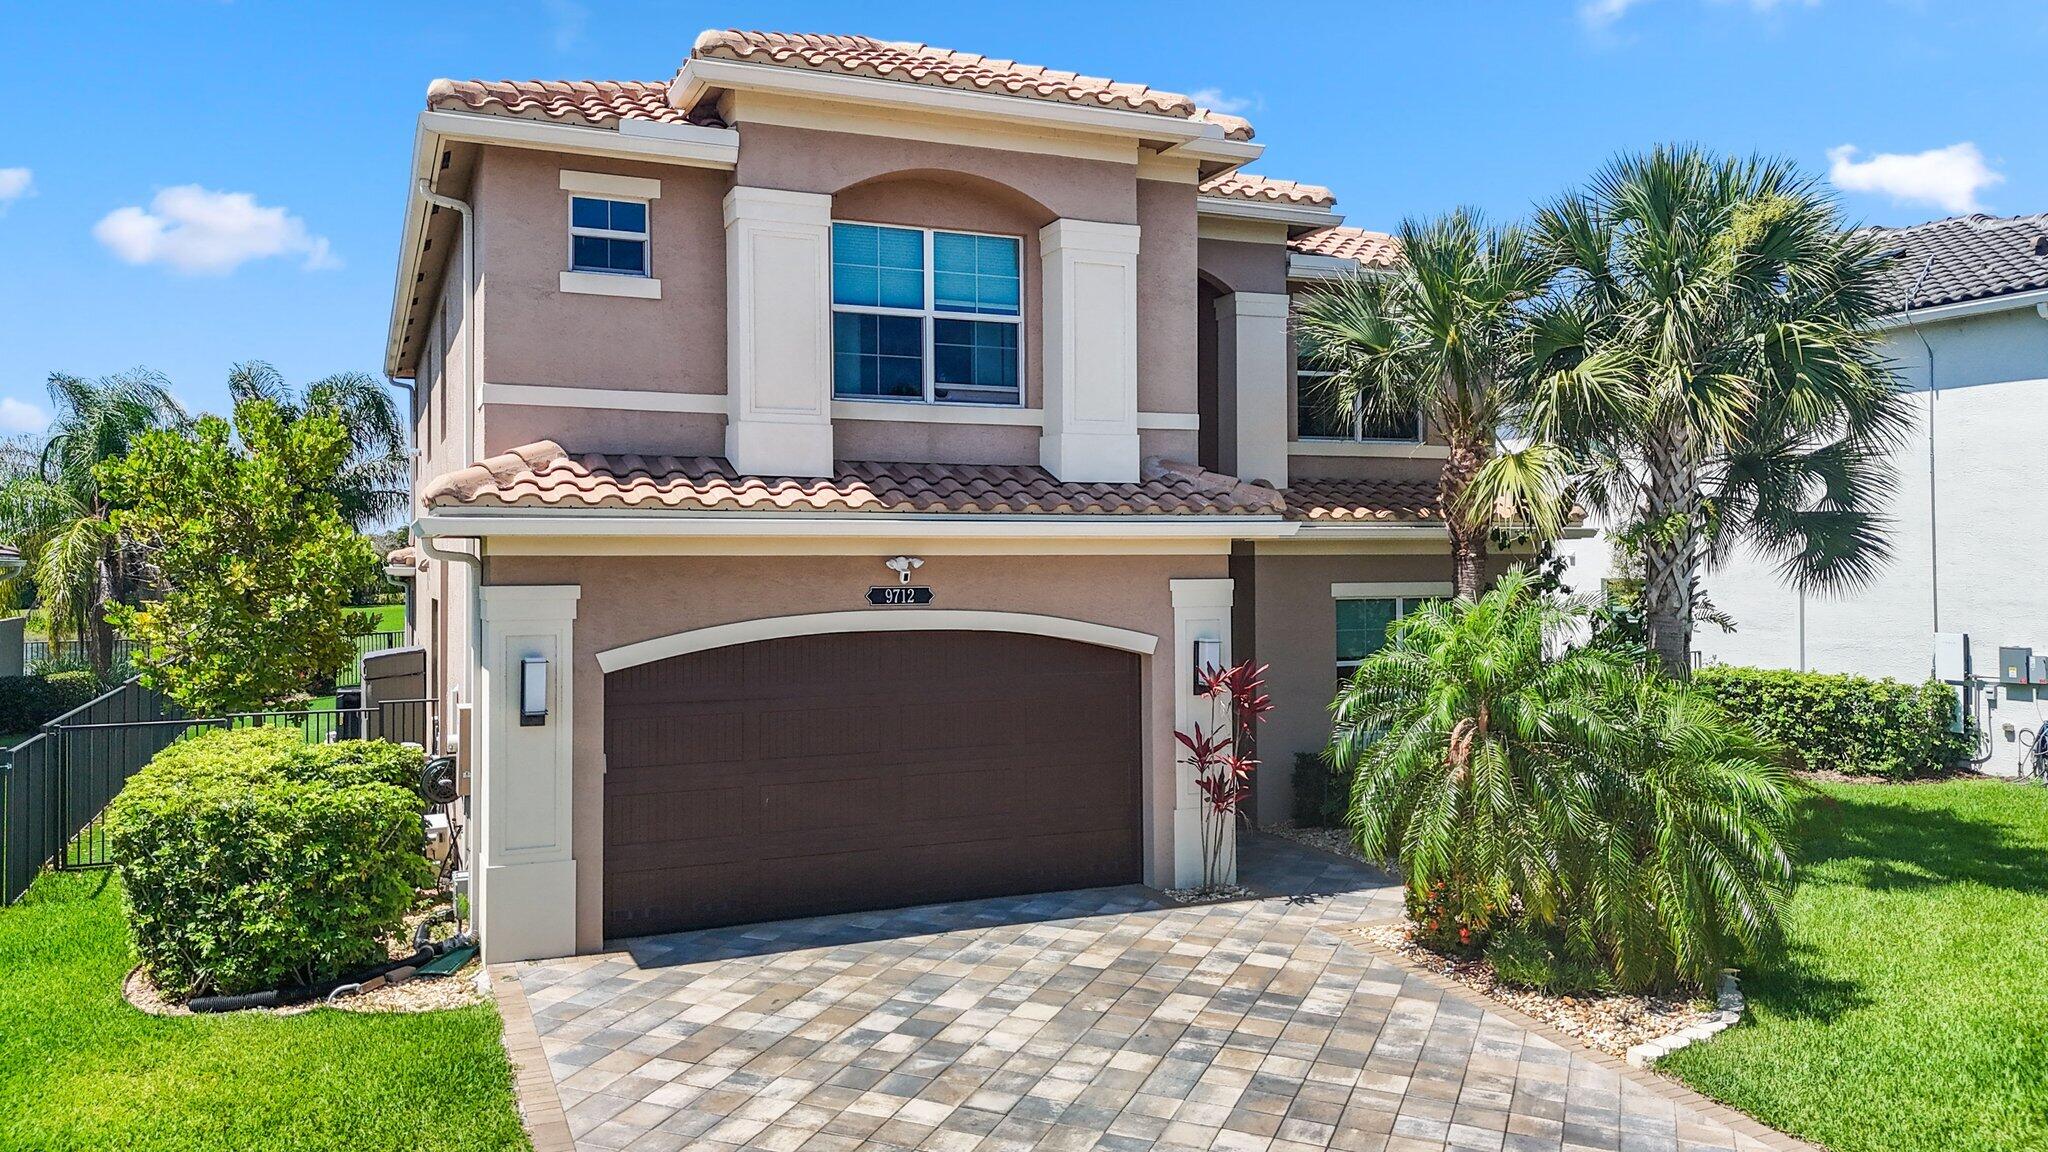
(483, 549, 1227, 952)
(1242, 547, 1523, 824)
(1198, 238, 1288, 297)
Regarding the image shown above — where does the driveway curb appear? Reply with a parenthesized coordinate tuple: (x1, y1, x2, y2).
(489, 963, 578, 1152)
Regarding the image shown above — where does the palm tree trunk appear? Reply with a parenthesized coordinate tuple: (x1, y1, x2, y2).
(1443, 437, 1490, 601)
(1639, 426, 1700, 679)
(89, 551, 117, 678)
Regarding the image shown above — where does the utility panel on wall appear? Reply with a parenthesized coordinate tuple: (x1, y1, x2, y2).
(2000, 646, 2034, 684)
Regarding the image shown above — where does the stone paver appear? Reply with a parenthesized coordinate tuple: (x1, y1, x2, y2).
(511, 836, 1805, 1152)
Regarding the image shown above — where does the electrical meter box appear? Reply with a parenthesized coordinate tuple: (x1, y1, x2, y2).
(1934, 633, 1971, 683)
(2000, 646, 2034, 684)
(2033, 655, 2048, 685)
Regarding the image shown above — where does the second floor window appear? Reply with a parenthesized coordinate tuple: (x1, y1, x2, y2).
(832, 222, 1023, 406)
(1297, 357, 1423, 443)
(569, 196, 649, 276)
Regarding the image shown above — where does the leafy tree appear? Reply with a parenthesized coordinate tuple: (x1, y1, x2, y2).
(98, 400, 376, 714)
(227, 361, 408, 530)
(1294, 210, 1553, 600)
(0, 371, 185, 674)
(1486, 147, 1911, 676)
(1330, 570, 1796, 990)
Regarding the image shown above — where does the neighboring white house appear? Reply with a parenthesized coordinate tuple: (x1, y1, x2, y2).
(1690, 213, 2048, 775)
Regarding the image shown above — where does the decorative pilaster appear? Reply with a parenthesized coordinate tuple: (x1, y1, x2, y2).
(1170, 577, 1235, 888)
(723, 187, 835, 477)
(1039, 219, 1142, 483)
(1215, 291, 1291, 486)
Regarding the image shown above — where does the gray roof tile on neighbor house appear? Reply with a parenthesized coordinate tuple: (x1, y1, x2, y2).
(1867, 212, 2048, 312)
(422, 441, 1286, 516)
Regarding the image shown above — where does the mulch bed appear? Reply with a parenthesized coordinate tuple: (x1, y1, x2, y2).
(1336, 921, 1717, 1056)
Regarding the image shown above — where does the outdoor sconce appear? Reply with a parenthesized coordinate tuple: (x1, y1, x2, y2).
(519, 657, 549, 727)
(1193, 637, 1222, 692)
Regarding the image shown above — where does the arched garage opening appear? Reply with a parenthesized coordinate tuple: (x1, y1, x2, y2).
(599, 625, 1146, 937)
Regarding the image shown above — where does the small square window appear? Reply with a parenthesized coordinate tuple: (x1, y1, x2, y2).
(568, 195, 649, 277)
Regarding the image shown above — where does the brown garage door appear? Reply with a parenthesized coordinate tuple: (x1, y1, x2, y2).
(602, 629, 1142, 937)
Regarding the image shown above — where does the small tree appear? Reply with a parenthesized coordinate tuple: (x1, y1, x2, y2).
(1176, 661, 1272, 892)
(99, 400, 377, 714)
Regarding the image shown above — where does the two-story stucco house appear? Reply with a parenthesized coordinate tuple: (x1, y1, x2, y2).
(384, 30, 1488, 963)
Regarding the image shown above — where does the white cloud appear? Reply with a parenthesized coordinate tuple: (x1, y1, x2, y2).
(1827, 143, 2003, 214)
(0, 398, 49, 435)
(0, 168, 32, 214)
(1189, 87, 1258, 115)
(543, 0, 587, 51)
(92, 185, 339, 274)
(1579, 0, 1648, 29)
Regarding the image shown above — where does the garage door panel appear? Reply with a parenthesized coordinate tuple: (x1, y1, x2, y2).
(604, 630, 1141, 936)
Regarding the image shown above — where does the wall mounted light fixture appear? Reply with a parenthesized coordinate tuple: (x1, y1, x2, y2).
(1193, 637, 1222, 693)
(520, 657, 549, 726)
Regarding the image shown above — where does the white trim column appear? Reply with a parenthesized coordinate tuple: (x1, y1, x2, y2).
(723, 187, 835, 477)
(1215, 291, 1291, 486)
(1170, 577, 1235, 888)
(474, 584, 581, 963)
(1039, 219, 1142, 483)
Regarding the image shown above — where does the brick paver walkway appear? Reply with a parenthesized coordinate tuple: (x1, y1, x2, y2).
(509, 836, 1801, 1151)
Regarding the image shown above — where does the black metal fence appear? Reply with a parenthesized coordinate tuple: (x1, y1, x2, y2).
(338, 631, 407, 689)
(23, 639, 142, 675)
(1, 683, 435, 903)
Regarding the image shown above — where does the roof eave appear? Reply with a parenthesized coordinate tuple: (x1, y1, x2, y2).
(674, 55, 1249, 150)
(1197, 196, 1342, 232)
(1870, 285, 2048, 331)
(415, 510, 1296, 540)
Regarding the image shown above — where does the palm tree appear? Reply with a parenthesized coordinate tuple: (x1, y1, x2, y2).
(1491, 147, 1911, 677)
(1294, 209, 1553, 600)
(227, 362, 408, 530)
(0, 370, 185, 673)
(1332, 571, 1627, 939)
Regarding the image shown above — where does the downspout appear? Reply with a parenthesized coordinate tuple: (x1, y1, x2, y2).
(1902, 255, 1940, 641)
(416, 180, 477, 467)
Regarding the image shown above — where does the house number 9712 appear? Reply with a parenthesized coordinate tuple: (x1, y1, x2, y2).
(867, 586, 934, 606)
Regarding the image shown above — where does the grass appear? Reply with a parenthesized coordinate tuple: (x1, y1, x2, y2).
(353, 603, 406, 634)
(1661, 778, 2048, 1152)
(0, 871, 530, 1152)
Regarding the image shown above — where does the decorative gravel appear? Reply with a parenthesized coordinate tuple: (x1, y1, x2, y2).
(1161, 883, 1257, 904)
(125, 959, 484, 1016)
(1264, 824, 1373, 865)
(1337, 922, 1728, 1057)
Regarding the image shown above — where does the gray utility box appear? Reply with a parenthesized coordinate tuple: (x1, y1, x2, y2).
(1999, 646, 2034, 685)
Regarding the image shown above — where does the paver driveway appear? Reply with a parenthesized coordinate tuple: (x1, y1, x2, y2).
(511, 836, 1795, 1152)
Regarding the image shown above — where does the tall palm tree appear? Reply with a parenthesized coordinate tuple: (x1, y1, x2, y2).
(1294, 210, 1553, 600)
(227, 362, 408, 530)
(0, 370, 185, 673)
(1490, 147, 1911, 676)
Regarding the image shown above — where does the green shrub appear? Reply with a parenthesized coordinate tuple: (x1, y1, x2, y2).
(0, 670, 104, 736)
(1485, 925, 1609, 995)
(1290, 751, 1351, 828)
(1693, 666, 1972, 779)
(105, 729, 430, 998)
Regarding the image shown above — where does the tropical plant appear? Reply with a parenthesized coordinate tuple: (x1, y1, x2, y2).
(1332, 570, 1626, 940)
(0, 371, 184, 674)
(1484, 146, 1912, 676)
(98, 399, 377, 714)
(1176, 660, 1272, 892)
(227, 361, 409, 530)
(1294, 209, 1554, 599)
(1330, 569, 1797, 990)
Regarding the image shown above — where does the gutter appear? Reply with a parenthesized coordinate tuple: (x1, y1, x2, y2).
(412, 512, 1299, 541)
(1196, 196, 1341, 231)
(1869, 285, 2048, 330)
(416, 179, 478, 466)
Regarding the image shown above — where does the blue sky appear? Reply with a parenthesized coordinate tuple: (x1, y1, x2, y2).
(2, 1, 2042, 432)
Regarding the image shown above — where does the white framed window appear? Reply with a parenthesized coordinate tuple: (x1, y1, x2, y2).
(1333, 582, 1450, 673)
(831, 221, 1024, 407)
(1297, 352, 1423, 443)
(568, 196, 650, 277)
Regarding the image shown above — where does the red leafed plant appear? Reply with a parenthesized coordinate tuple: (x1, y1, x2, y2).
(1176, 660, 1273, 892)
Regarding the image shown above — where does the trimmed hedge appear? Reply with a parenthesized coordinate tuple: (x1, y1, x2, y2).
(1692, 666, 1971, 779)
(1291, 751, 1351, 828)
(105, 729, 430, 999)
(0, 670, 102, 737)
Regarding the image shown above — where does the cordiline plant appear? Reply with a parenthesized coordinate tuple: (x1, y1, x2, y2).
(1177, 661, 1273, 892)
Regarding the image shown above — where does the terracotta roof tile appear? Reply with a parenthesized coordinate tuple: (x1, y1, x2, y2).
(1283, 477, 1442, 523)
(423, 442, 1284, 517)
(1199, 173, 1335, 209)
(691, 30, 1256, 141)
(385, 545, 420, 568)
(426, 78, 725, 129)
(1290, 226, 1401, 269)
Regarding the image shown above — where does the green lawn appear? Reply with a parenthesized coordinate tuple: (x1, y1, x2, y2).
(1662, 778, 2048, 1152)
(354, 603, 406, 634)
(0, 871, 529, 1152)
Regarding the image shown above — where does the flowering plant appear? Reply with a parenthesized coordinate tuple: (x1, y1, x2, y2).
(1175, 660, 1273, 892)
